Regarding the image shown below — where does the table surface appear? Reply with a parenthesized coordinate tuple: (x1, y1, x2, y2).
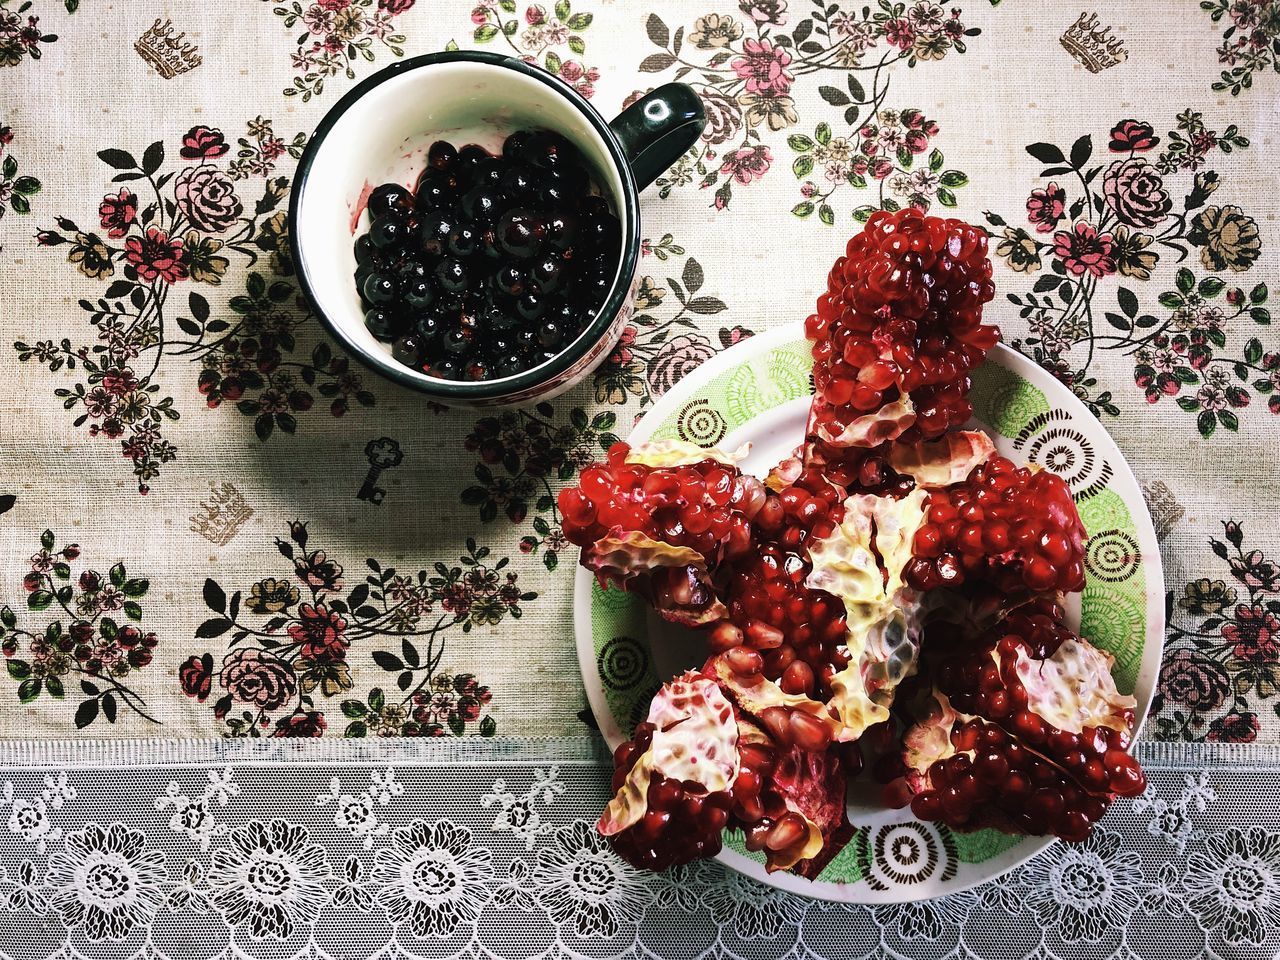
(0, 0, 1278, 956)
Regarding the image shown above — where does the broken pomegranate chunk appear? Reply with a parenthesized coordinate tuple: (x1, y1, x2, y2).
(904, 455, 1087, 594)
(561, 440, 766, 624)
(805, 208, 997, 451)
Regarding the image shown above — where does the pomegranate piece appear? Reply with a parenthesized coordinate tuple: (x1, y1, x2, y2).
(560, 440, 765, 558)
(933, 625, 1145, 799)
(562, 440, 767, 624)
(599, 671, 739, 870)
(714, 466, 856, 691)
(892, 690, 1113, 842)
(904, 455, 1087, 594)
(887, 430, 995, 488)
(707, 649, 853, 749)
(580, 530, 728, 626)
(599, 665, 854, 876)
(735, 720, 855, 877)
(805, 208, 997, 449)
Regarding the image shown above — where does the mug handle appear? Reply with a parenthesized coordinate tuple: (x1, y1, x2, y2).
(608, 83, 706, 192)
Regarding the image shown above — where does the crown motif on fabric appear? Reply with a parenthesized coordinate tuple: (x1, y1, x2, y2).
(1060, 12, 1128, 73)
(189, 482, 253, 545)
(134, 18, 203, 79)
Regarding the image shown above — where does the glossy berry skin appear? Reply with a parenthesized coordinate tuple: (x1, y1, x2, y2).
(354, 131, 621, 381)
(366, 182, 413, 219)
(361, 274, 397, 306)
(363, 308, 403, 342)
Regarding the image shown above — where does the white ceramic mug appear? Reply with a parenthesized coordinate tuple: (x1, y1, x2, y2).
(290, 51, 705, 407)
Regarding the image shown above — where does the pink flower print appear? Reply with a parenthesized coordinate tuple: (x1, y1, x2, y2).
(730, 39, 794, 96)
(1052, 222, 1116, 278)
(884, 18, 915, 48)
(1026, 182, 1067, 234)
(719, 144, 773, 184)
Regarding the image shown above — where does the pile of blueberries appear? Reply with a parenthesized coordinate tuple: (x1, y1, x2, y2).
(354, 129, 623, 381)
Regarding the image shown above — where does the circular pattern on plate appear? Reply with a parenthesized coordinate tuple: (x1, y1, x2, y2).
(1085, 529, 1142, 583)
(597, 635, 649, 691)
(1013, 410, 1114, 500)
(574, 327, 1164, 904)
(857, 821, 957, 890)
(676, 398, 728, 446)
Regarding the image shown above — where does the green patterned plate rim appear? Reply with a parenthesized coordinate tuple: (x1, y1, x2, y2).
(573, 326, 1165, 903)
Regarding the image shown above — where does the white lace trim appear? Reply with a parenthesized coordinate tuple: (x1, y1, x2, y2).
(0, 740, 1274, 959)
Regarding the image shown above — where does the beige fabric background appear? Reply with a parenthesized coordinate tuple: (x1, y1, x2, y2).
(0, 0, 1277, 740)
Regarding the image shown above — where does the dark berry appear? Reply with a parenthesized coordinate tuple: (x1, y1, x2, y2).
(516, 293, 544, 322)
(369, 216, 406, 250)
(530, 255, 563, 292)
(479, 227, 503, 260)
(419, 214, 454, 257)
(553, 163, 590, 196)
(435, 258, 469, 295)
(516, 328, 539, 352)
(488, 334, 516, 358)
(581, 194, 611, 217)
(465, 359, 491, 381)
(487, 305, 520, 333)
(461, 186, 502, 223)
(392, 334, 425, 366)
(362, 273, 397, 306)
(576, 272, 613, 303)
(581, 211, 622, 253)
(364, 307, 403, 342)
(544, 212, 578, 251)
(415, 170, 458, 210)
(427, 140, 458, 172)
(538, 181, 568, 210)
(494, 264, 526, 297)
(445, 223, 479, 258)
(498, 209, 545, 258)
(354, 234, 378, 265)
(527, 131, 577, 169)
(537, 319, 565, 349)
(429, 357, 462, 380)
(415, 314, 443, 343)
(457, 144, 491, 178)
(396, 258, 428, 280)
(500, 165, 538, 200)
(495, 352, 525, 377)
(472, 159, 504, 188)
(441, 328, 471, 356)
(403, 278, 436, 311)
(367, 182, 413, 219)
(545, 298, 577, 326)
(503, 130, 534, 163)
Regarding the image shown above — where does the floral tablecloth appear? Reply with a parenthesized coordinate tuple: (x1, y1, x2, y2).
(0, 0, 1278, 956)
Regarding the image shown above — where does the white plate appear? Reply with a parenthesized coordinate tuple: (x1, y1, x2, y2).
(574, 326, 1164, 902)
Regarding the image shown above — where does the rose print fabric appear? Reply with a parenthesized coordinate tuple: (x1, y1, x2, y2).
(0, 0, 1277, 754)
